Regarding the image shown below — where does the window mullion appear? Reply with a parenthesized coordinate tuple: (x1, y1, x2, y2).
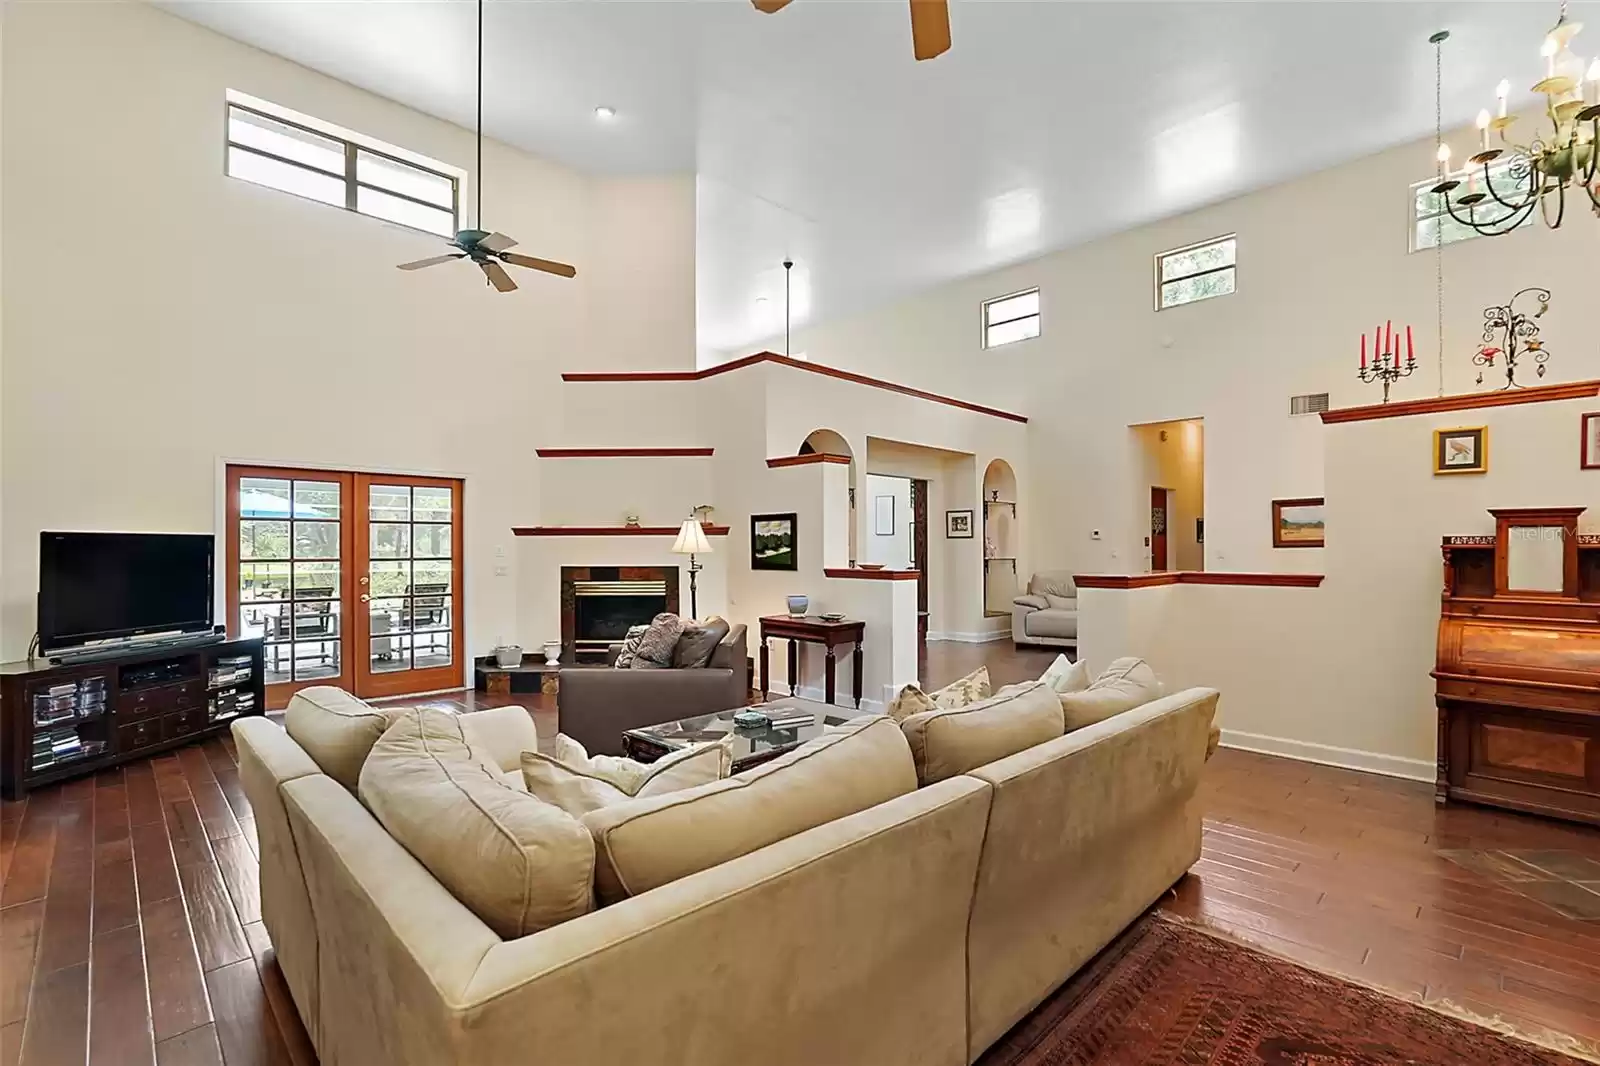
(344, 141, 358, 212)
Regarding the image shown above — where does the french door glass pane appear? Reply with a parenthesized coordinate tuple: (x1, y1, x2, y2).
(239, 521, 289, 560)
(294, 521, 340, 559)
(366, 482, 454, 674)
(240, 474, 344, 688)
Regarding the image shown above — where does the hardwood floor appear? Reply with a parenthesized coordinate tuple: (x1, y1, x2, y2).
(1, 644, 1597, 1063)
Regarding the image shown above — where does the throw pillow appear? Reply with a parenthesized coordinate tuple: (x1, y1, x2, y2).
(898, 680, 1064, 785)
(884, 665, 993, 722)
(673, 616, 730, 669)
(521, 739, 732, 818)
(612, 624, 649, 669)
(284, 686, 404, 793)
(1059, 656, 1164, 732)
(628, 613, 685, 669)
(549, 733, 649, 792)
(1039, 654, 1089, 695)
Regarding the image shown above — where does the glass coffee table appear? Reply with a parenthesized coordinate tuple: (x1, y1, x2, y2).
(622, 699, 860, 773)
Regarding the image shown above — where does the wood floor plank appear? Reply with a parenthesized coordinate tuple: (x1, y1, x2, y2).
(205, 959, 292, 1066)
(242, 924, 315, 1066)
(1, 1022, 19, 1066)
(33, 846, 92, 976)
(1, 795, 57, 908)
(141, 895, 212, 1042)
(124, 764, 167, 829)
(88, 923, 154, 1066)
(92, 855, 138, 939)
(210, 835, 261, 927)
(155, 1025, 224, 1066)
(18, 961, 87, 1066)
(176, 863, 250, 973)
(177, 750, 241, 842)
(0, 902, 45, 1028)
(131, 823, 183, 907)
(162, 799, 215, 870)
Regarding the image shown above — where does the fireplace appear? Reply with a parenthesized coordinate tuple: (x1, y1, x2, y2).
(560, 567, 680, 662)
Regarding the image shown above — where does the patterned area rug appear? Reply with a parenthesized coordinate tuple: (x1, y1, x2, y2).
(978, 914, 1588, 1066)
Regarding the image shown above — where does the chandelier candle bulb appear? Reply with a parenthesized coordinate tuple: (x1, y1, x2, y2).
(1498, 78, 1511, 118)
(1477, 109, 1492, 149)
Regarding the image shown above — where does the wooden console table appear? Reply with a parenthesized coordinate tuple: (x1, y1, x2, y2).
(758, 615, 864, 708)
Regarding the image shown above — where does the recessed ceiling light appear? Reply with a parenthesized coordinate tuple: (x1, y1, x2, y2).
(594, 106, 617, 121)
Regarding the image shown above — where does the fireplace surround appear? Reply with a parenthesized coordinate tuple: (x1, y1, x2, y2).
(560, 566, 680, 662)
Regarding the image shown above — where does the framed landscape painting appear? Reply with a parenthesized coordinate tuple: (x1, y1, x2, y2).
(1272, 497, 1325, 549)
(1434, 426, 1488, 476)
(1583, 412, 1600, 470)
(750, 513, 797, 571)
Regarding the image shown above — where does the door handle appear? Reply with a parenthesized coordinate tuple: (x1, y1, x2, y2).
(360, 594, 371, 603)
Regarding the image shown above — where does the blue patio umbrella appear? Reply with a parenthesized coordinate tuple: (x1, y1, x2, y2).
(239, 489, 329, 519)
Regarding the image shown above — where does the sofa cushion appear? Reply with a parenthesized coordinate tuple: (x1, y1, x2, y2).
(1026, 609, 1078, 640)
(1030, 571, 1076, 599)
(1058, 657, 1164, 732)
(1039, 654, 1089, 696)
(284, 687, 400, 793)
(898, 681, 1064, 786)
(884, 665, 992, 722)
(582, 716, 917, 903)
(1043, 594, 1076, 611)
(628, 613, 685, 669)
(673, 616, 730, 669)
(357, 708, 595, 938)
(520, 740, 732, 817)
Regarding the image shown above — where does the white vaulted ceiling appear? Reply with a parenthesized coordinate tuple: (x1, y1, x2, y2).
(161, 0, 1593, 354)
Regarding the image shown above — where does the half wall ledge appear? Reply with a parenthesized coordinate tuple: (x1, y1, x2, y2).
(824, 568, 921, 580)
(512, 525, 731, 537)
(1318, 379, 1600, 424)
(1073, 572, 1324, 589)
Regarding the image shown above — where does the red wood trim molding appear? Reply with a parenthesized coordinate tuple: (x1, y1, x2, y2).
(1320, 379, 1600, 424)
(1074, 571, 1325, 589)
(535, 448, 713, 458)
(563, 352, 1029, 424)
(766, 453, 852, 468)
(512, 525, 730, 537)
(823, 567, 921, 580)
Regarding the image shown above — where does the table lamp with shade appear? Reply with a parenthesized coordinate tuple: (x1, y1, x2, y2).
(671, 512, 712, 618)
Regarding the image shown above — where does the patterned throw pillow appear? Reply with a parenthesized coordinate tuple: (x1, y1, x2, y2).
(885, 665, 993, 722)
(1039, 654, 1089, 695)
(628, 613, 686, 669)
(612, 624, 650, 669)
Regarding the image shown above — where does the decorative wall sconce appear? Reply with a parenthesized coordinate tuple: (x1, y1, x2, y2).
(1475, 287, 1553, 389)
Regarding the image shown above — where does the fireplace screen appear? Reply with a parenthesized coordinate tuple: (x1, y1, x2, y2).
(571, 580, 668, 656)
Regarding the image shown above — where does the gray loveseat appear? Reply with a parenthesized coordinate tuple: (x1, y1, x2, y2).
(1012, 572, 1078, 648)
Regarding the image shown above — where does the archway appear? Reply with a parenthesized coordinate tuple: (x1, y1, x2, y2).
(798, 429, 857, 563)
(982, 459, 1019, 615)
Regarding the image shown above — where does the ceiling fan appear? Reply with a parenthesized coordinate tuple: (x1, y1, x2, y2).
(753, 0, 950, 61)
(397, 0, 576, 292)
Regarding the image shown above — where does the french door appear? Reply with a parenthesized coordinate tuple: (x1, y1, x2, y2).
(226, 465, 465, 708)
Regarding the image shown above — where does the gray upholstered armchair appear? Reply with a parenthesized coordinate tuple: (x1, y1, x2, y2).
(1012, 572, 1078, 648)
(556, 624, 749, 755)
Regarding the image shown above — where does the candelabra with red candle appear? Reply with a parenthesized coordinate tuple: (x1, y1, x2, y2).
(1357, 319, 1416, 403)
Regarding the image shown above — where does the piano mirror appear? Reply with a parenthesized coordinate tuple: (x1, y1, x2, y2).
(1505, 525, 1566, 593)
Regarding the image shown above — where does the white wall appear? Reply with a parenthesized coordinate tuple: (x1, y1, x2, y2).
(0, 1, 697, 664)
(862, 474, 912, 570)
(749, 117, 1599, 581)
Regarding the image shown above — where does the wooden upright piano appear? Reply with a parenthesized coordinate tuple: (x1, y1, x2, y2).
(1434, 507, 1600, 826)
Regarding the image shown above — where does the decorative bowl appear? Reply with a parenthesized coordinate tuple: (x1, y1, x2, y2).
(820, 612, 846, 622)
(857, 563, 886, 570)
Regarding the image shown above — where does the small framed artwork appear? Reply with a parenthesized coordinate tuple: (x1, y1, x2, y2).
(1434, 426, 1489, 476)
(750, 513, 797, 571)
(945, 509, 974, 539)
(1582, 412, 1600, 470)
(873, 495, 896, 536)
(1272, 497, 1325, 548)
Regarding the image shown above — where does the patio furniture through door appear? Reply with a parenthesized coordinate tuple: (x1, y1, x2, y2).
(226, 465, 465, 708)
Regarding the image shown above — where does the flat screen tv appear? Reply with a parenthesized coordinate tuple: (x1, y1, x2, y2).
(39, 532, 215, 653)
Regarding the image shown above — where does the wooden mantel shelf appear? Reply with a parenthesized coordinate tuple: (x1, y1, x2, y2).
(512, 525, 731, 537)
(535, 448, 713, 458)
(824, 567, 920, 580)
(1074, 571, 1325, 589)
(1320, 379, 1600, 424)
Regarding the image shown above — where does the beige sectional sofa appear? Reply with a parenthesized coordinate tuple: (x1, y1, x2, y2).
(235, 677, 1217, 1066)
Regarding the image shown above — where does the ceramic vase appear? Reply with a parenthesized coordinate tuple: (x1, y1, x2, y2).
(542, 640, 562, 665)
(786, 595, 809, 616)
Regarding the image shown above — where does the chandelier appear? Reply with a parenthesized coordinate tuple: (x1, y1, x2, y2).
(1430, 3, 1599, 235)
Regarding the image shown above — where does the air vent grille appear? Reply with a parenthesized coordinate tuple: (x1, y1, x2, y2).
(1290, 392, 1330, 417)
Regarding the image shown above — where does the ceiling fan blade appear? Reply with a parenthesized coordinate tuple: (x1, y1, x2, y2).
(499, 252, 578, 279)
(481, 260, 518, 293)
(752, 0, 791, 12)
(476, 231, 518, 254)
(396, 253, 466, 271)
(908, 0, 950, 60)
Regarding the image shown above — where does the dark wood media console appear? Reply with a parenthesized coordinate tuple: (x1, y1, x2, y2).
(1, 637, 266, 799)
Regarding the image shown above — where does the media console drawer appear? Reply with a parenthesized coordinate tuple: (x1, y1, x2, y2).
(118, 680, 203, 719)
(163, 706, 207, 741)
(117, 717, 161, 754)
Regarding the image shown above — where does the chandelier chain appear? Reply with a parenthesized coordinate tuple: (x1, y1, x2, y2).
(1434, 33, 1446, 396)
